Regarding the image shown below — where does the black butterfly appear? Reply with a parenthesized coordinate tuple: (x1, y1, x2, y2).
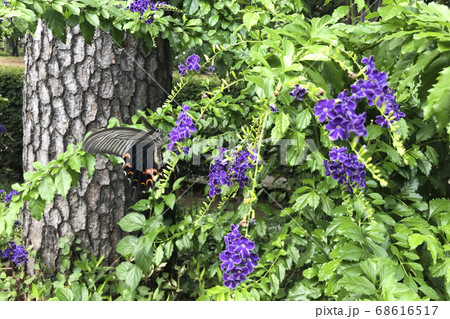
(83, 127, 163, 201)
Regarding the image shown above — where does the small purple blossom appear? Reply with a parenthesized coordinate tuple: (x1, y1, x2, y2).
(289, 84, 307, 101)
(208, 148, 256, 197)
(166, 103, 196, 155)
(126, 1, 167, 25)
(220, 224, 259, 289)
(208, 66, 215, 72)
(4, 190, 18, 204)
(185, 54, 200, 71)
(178, 54, 201, 77)
(13, 220, 21, 230)
(0, 124, 6, 133)
(323, 147, 366, 193)
(269, 103, 278, 113)
(1, 241, 28, 266)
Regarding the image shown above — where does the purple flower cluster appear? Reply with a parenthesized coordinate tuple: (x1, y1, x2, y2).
(289, 84, 307, 101)
(3, 190, 18, 204)
(220, 224, 260, 289)
(0, 241, 28, 266)
(323, 147, 366, 193)
(351, 56, 405, 128)
(126, 0, 167, 25)
(208, 148, 257, 197)
(0, 123, 6, 133)
(314, 56, 404, 140)
(315, 90, 367, 140)
(13, 220, 21, 229)
(178, 54, 201, 77)
(167, 103, 196, 155)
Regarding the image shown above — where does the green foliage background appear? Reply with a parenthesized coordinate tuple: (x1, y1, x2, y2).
(1, 0, 449, 301)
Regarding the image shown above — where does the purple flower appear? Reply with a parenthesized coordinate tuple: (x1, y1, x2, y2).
(127, 1, 167, 25)
(13, 220, 21, 229)
(208, 66, 215, 72)
(185, 54, 200, 71)
(314, 99, 335, 122)
(208, 147, 232, 197)
(166, 103, 196, 155)
(178, 64, 187, 77)
(232, 237, 255, 259)
(0, 124, 6, 133)
(351, 55, 405, 128)
(1, 241, 28, 266)
(220, 224, 259, 289)
(4, 190, 18, 204)
(208, 148, 256, 197)
(323, 148, 366, 193)
(269, 103, 278, 113)
(289, 84, 307, 101)
(178, 54, 201, 77)
(325, 117, 350, 141)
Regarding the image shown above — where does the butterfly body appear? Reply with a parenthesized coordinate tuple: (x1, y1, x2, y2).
(83, 127, 163, 200)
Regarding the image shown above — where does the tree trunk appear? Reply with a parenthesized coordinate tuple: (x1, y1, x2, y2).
(21, 20, 171, 276)
(11, 38, 19, 57)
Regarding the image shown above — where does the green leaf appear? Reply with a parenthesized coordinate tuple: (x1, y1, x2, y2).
(286, 282, 322, 301)
(118, 213, 146, 232)
(82, 153, 96, 177)
(172, 177, 185, 191)
(296, 109, 312, 131)
(55, 169, 72, 197)
(429, 199, 450, 219)
(164, 193, 176, 209)
(416, 125, 435, 143)
(339, 242, 363, 261)
(327, 216, 366, 244)
(154, 245, 164, 266)
(29, 198, 46, 220)
(38, 176, 56, 203)
(365, 125, 383, 141)
(85, 11, 100, 28)
(243, 12, 260, 31)
(408, 233, 425, 250)
(116, 262, 142, 290)
(116, 236, 138, 255)
(424, 65, 450, 133)
(338, 275, 377, 295)
(425, 146, 439, 165)
(68, 154, 82, 173)
(378, 5, 403, 21)
(271, 112, 290, 144)
(43, 10, 67, 43)
(134, 236, 153, 273)
(318, 259, 339, 281)
(55, 287, 74, 301)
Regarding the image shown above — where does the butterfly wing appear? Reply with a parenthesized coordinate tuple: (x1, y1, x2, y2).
(83, 127, 163, 198)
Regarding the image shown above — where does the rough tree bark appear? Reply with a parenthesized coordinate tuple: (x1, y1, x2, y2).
(21, 20, 171, 276)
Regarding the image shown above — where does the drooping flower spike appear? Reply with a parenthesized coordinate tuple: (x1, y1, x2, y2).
(314, 56, 405, 141)
(167, 103, 196, 155)
(126, 0, 168, 25)
(323, 147, 366, 193)
(1, 241, 28, 266)
(208, 148, 257, 197)
(220, 224, 259, 289)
